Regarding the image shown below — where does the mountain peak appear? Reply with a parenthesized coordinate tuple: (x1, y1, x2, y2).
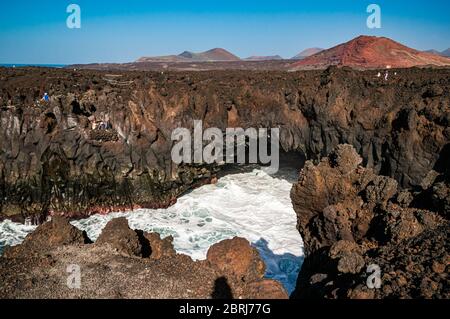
(442, 48, 450, 57)
(179, 51, 195, 59)
(200, 48, 240, 61)
(292, 35, 450, 69)
(292, 48, 324, 60)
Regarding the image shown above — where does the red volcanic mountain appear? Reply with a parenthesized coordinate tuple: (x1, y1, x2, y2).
(179, 48, 240, 61)
(291, 35, 450, 70)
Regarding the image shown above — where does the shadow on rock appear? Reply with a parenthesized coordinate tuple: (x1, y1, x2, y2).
(211, 277, 234, 299)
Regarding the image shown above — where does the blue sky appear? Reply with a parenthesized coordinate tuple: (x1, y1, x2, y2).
(0, 0, 449, 64)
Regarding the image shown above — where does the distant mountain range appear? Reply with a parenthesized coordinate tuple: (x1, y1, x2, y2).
(137, 48, 240, 63)
(291, 35, 450, 70)
(292, 48, 324, 60)
(89, 35, 450, 71)
(424, 49, 450, 57)
(137, 48, 323, 62)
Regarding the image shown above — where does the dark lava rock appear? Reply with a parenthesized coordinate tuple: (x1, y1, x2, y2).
(329, 241, 365, 274)
(291, 144, 448, 299)
(3, 216, 90, 258)
(242, 279, 289, 299)
(96, 217, 142, 257)
(431, 180, 450, 217)
(144, 232, 176, 259)
(396, 190, 414, 208)
(1, 67, 449, 222)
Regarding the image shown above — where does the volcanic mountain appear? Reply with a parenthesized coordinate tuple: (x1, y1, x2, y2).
(292, 48, 323, 60)
(442, 48, 450, 57)
(424, 49, 443, 55)
(424, 49, 450, 57)
(291, 36, 450, 70)
(137, 48, 240, 63)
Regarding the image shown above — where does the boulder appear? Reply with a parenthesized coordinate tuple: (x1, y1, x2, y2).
(3, 216, 90, 258)
(144, 232, 176, 259)
(96, 218, 142, 257)
(207, 237, 265, 282)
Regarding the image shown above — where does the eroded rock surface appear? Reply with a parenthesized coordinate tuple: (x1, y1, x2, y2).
(0, 217, 288, 299)
(3, 216, 90, 258)
(291, 144, 449, 299)
(1, 67, 449, 222)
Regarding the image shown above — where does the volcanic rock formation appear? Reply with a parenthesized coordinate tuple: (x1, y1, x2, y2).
(0, 66, 449, 222)
(291, 144, 449, 299)
(0, 217, 288, 299)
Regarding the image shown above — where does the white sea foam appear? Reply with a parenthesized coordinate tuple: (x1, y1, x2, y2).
(0, 220, 37, 255)
(0, 167, 304, 294)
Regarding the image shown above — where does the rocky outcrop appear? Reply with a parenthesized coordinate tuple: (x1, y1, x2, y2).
(207, 237, 266, 283)
(3, 216, 90, 258)
(0, 217, 288, 299)
(0, 67, 449, 222)
(291, 144, 449, 299)
(95, 217, 143, 257)
(143, 232, 176, 259)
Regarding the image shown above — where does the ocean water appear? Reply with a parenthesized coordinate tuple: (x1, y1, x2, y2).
(0, 167, 304, 294)
(0, 64, 66, 68)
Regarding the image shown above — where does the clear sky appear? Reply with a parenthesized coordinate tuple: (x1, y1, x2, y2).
(0, 0, 449, 64)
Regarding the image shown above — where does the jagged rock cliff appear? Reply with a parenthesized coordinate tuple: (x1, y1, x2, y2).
(291, 145, 449, 299)
(0, 67, 449, 222)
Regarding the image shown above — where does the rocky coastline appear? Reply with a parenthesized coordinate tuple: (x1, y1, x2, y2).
(0, 216, 288, 299)
(0, 66, 449, 298)
(1, 67, 449, 222)
(291, 144, 449, 299)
